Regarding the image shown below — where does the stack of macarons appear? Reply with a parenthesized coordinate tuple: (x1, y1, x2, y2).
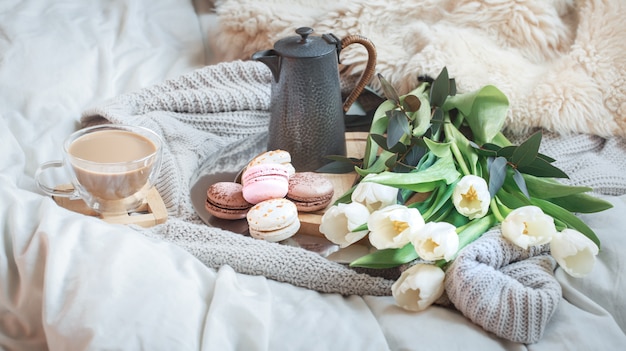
(204, 149, 334, 242)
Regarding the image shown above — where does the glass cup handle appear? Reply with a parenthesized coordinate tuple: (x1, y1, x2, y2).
(34, 160, 76, 197)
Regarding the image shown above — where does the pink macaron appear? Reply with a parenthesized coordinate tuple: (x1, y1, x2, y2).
(241, 163, 290, 204)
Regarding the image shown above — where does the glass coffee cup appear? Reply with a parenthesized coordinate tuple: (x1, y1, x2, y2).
(35, 124, 163, 215)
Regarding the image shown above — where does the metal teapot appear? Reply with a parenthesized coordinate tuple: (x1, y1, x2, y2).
(253, 27, 376, 171)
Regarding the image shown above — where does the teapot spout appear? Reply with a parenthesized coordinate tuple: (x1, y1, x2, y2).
(252, 50, 281, 83)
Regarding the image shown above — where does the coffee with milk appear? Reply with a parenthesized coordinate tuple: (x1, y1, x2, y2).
(35, 124, 163, 214)
(68, 129, 157, 200)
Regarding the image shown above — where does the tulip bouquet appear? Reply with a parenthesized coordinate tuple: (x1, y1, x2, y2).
(319, 67, 613, 311)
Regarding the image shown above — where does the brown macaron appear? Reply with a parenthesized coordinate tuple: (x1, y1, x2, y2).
(286, 172, 334, 212)
(205, 182, 253, 220)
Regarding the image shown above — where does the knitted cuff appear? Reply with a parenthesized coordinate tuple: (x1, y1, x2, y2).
(444, 230, 561, 344)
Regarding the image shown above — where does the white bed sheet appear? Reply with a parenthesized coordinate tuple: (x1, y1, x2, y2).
(1, 1, 625, 350)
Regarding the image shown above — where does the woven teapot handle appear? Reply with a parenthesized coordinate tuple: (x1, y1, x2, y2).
(340, 34, 377, 113)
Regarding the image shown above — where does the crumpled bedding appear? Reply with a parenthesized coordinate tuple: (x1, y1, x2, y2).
(1, 1, 625, 350)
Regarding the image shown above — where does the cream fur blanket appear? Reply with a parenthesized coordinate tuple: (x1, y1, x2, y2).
(214, 0, 626, 138)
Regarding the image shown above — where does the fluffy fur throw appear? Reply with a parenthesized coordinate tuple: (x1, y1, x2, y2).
(213, 0, 626, 138)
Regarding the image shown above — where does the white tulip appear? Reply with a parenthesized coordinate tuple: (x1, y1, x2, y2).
(319, 202, 370, 248)
(352, 174, 399, 212)
(452, 175, 491, 219)
(392, 263, 445, 312)
(411, 222, 459, 261)
(550, 229, 599, 278)
(501, 206, 556, 249)
(367, 204, 425, 250)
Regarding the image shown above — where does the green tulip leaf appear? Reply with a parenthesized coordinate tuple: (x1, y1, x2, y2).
(355, 154, 393, 176)
(420, 183, 456, 221)
(546, 193, 613, 213)
(333, 184, 357, 205)
(429, 200, 454, 223)
(522, 174, 591, 199)
(443, 85, 509, 145)
(364, 153, 461, 193)
(496, 188, 532, 209)
(456, 215, 497, 253)
(349, 243, 418, 269)
(410, 95, 432, 137)
(423, 137, 451, 158)
(444, 121, 479, 174)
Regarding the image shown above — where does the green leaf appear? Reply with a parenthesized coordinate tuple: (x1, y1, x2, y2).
(378, 73, 400, 105)
(449, 215, 497, 261)
(364, 153, 461, 193)
(512, 169, 529, 198)
(369, 133, 387, 149)
(385, 154, 398, 169)
(443, 85, 509, 145)
(355, 151, 394, 176)
(488, 156, 508, 198)
(428, 200, 454, 223)
(444, 121, 479, 175)
(350, 243, 418, 269)
(530, 198, 601, 249)
(518, 157, 569, 178)
(430, 107, 444, 136)
(365, 100, 397, 168)
(386, 110, 410, 148)
(472, 143, 499, 157)
(316, 160, 357, 174)
(546, 193, 613, 213)
(409, 95, 432, 137)
(352, 222, 368, 232)
(496, 188, 532, 209)
(441, 209, 470, 227)
(423, 137, 451, 158)
(496, 145, 516, 158)
(404, 144, 427, 167)
(333, 184, 357, 205)
(537, 152, 556, 163)
(511, 131, 541, 168)
(523, 174, 591, 199)
(430, 67, 450, 107)
(407, 189, 437, 214)
(421, 181, 457, 221)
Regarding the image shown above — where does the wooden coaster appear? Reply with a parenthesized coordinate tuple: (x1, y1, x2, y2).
(53, 185, 168, 228)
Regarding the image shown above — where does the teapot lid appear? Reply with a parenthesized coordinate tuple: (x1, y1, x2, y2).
(273, 27, 340, 58)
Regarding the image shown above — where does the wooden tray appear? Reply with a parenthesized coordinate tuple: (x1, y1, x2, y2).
(190, 132, 370, 237)
(53, 185, 168, 228)
(297, 132, 368, 237)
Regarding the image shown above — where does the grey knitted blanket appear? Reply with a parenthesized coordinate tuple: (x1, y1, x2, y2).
(82, 60, 626, 342)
